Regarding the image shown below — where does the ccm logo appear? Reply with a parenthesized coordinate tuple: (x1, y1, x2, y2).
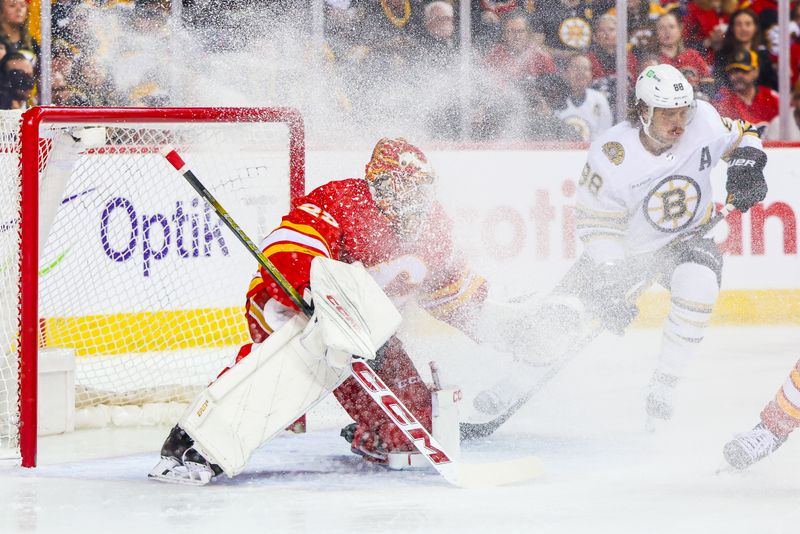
(325, 294, 361, 331)
(730, 158, 756, 167)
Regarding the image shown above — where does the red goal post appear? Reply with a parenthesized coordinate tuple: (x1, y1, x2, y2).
(4, 106, 305, 467)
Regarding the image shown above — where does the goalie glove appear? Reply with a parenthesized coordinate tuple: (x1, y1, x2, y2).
(726, 146, 767, 213)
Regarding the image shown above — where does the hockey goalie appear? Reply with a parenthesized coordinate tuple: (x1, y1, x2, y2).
(149, 137, 501, 484)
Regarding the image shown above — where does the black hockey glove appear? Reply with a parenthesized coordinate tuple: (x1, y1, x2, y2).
(726, 146, 767, 213)
(588, 262, 640, 336)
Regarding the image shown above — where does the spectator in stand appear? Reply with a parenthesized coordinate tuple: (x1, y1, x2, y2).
(0, 0, 38, 69)
(532, 0, 604, 59)
(415, 1, 456, 69)
(69, 57, 123, 106)
(760, 3, 800, 87)
(474, 1, 540, 51)
(517, 73, 582, 142)
(714, 8, 777, 91)
(484, 10, 556, 85)
(51, 70, 90, 106)
(603, 0, 677, 57)
(351, 0, 426, 69)
(558, 54, 613, 140)
(586, 14, 638, 117)
(0, 51, 34, 109)
(682, 0, 737, 61)
(764, 83, 800, 141)
(51, 39, 76, 80)
(651, 12, 714, 97)
(715, 48, 779, 128)
(588, 14, 639, 81)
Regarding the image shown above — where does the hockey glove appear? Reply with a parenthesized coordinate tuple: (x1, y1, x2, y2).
(588, 262, 640, 336)
(596, 295, 639, 336)
(726, 146, 767, 213)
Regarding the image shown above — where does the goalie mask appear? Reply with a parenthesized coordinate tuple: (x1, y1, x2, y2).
(634, 64, 697, 147)
(365, 137, 436, 238)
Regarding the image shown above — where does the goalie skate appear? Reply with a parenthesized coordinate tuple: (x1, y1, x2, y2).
(148, 453, 217, 486)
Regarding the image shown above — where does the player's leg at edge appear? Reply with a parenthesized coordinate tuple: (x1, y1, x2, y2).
(722, 358, 800, 470)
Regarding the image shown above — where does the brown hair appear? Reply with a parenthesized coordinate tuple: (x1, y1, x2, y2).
(720, 8, 764, 56)
(0, 0, 34, 51)
(653, 12, 685, 55)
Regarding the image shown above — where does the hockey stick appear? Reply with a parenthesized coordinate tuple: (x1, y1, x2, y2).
(461, 204, 735, 440)
(160, 145, 542, 488)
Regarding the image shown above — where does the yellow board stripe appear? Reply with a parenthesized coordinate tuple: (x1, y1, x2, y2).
(633, 289, 800, 327)
(41, 308, 250, 356)
(36, 289, 800, 357)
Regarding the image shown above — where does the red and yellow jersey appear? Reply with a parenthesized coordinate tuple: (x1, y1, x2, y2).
(245, 178, 487, 342)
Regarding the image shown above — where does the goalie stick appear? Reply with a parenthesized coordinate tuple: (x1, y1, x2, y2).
(160, 145, 542, 488)
(461, 204, 735, 440)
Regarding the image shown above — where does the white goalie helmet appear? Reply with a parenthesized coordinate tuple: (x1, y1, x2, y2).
(634, 64, 696, 133)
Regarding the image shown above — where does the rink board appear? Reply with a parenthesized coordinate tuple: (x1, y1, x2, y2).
(34, 144, 800, 355)
(308, 144, 800, 326)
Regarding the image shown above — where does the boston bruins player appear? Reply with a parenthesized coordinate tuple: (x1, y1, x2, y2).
(469, 64, 768, 434)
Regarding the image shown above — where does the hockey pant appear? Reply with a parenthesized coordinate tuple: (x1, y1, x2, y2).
(526, 237, 723, 372)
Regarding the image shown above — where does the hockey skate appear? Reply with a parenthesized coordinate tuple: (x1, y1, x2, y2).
(722, 423, 786, 470)
(644, 371, 679, 430)
(340, 422, 434, 470)
(148, 425, 222, 485)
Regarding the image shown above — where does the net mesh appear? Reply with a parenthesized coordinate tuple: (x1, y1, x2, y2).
(0, 110, 297, 457)
(0, 112, 21, 456)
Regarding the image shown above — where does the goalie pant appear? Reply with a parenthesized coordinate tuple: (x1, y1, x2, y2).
(758, 358, 800, 440)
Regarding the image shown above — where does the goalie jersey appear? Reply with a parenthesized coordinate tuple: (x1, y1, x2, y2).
(576, 100, 763, 262)
(245, 178, 487, 342)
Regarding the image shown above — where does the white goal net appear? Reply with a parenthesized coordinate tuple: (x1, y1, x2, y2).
(0, 107, 303, 466)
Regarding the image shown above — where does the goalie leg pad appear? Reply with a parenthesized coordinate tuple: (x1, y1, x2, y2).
(335, 337, 433, 460)
(179, 314, 350, 477)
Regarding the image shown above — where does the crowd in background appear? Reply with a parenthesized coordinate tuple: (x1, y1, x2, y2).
(1, 0, 799, 142)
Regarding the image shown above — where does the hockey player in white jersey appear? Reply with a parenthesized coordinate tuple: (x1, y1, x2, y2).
(465, 64, 768, 437)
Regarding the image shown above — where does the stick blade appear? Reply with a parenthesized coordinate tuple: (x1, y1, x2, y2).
(454, 456, 544, 488)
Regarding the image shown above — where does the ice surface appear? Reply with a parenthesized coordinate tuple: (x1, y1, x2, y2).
(1, 325, 799, 534)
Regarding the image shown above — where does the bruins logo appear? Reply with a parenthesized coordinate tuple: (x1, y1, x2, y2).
(602, 141, 625, 165)
(643, 175, 701, 233)
(558, 17, 591, 49)
(564, 116, 591, 141)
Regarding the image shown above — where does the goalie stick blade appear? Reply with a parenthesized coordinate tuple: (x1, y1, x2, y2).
(454, 456, 544, 489)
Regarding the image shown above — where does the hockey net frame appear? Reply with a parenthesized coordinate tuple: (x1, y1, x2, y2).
(5, 106, 304, 467)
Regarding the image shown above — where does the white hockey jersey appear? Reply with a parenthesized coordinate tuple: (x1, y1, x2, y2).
(576, 100, 762, 262)
(557, 88, 613, 141)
